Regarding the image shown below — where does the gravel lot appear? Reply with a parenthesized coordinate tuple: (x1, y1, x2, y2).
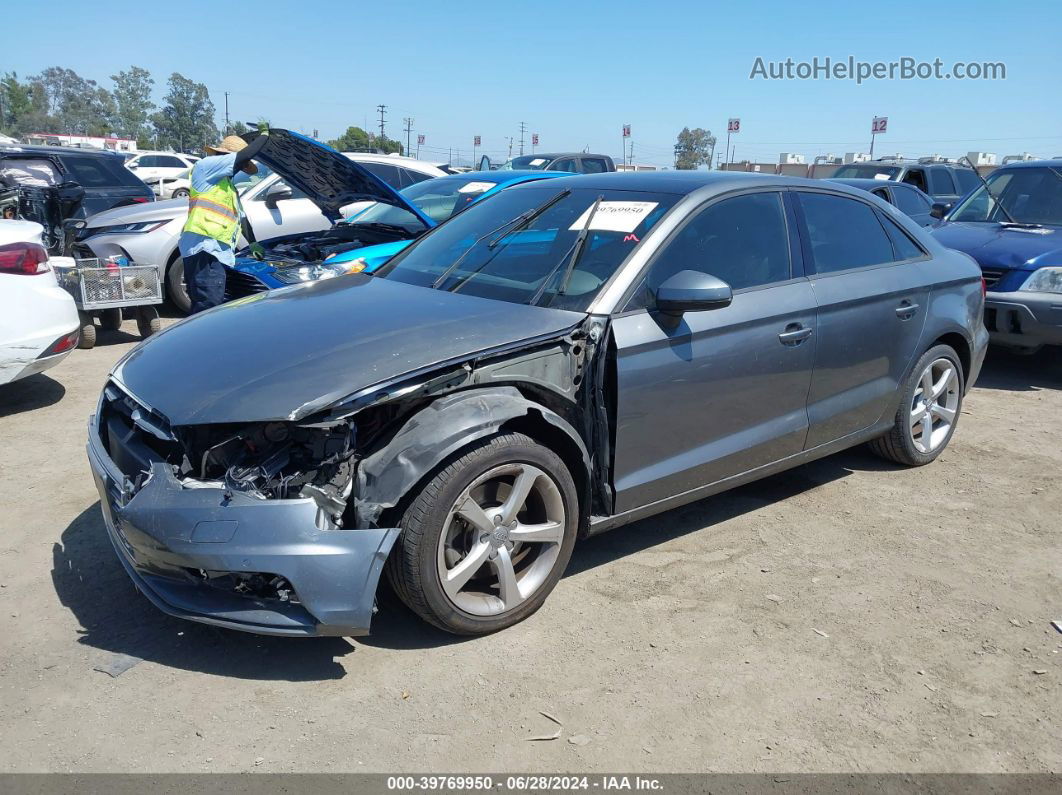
(0, 317, 1059, 774)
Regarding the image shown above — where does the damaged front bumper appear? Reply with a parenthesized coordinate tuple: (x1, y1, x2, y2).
(87, 415, 399, 637)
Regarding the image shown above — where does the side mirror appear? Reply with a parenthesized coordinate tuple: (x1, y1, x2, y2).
(655, 270, 733, 315)
(930, 202, 952, 219)
(264, 186, 293, 209)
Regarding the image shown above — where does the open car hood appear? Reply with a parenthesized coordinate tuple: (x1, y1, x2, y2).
(244, 129, 432, 226)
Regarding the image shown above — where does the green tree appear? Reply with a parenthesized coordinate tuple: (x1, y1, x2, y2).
(0, 72, 37, 133)
(673, 127, 716, 170)
(230, 120, 249, 135)
(29, 66, 115, 135)
(327, 125, 402, 154)
(151, 73, 218, 153)
(110, 66, 155, 143)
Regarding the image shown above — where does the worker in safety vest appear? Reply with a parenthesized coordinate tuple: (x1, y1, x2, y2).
(179, 133, 268, 313)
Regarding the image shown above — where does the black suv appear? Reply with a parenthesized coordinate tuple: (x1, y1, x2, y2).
(0, 144, 154, 217)
(830, 158, 980, 205)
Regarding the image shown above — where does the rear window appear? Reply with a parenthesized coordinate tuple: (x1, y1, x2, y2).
(58, 154, 146, 189)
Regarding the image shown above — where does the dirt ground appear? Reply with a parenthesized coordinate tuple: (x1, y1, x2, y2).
(0, 317, 1058, 774)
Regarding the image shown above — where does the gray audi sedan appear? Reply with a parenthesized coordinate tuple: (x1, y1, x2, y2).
(87, 171, 988, 637)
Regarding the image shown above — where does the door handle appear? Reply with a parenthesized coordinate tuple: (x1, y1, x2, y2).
(895, 301, 920, 319)
(778, 324, 813, 345)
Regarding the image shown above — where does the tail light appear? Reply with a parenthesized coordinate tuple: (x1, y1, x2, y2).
(0, 242, 50, 275)
(39, 330, 79, 357)
(981, 276, 987, 297)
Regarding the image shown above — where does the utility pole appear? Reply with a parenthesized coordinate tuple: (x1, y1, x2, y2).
(507, 137, 514, 159)
(376, 104, 387, 143)
(224, 91, 230, 134)
(403, 117, 413, 156)
(518, 121, 526, 156)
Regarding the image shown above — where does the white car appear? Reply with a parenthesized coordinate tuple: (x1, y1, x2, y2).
(125, 151, 199, 183)
(0, 220, 80, 385)
(78, 153, 445, 313)
(145, 170, 191, 199)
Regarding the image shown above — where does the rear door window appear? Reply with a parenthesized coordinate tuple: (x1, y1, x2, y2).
(156, 155, 186, 169)
(797, 192, 895, 273)
(879, 213, 926, 260)
(580, 158, 610, 174)
(58, 154, 146, 188)
(902, 168, 928, 193)
(551, 158, 577, 172)
(359, 161, 402, 187)
(954, 169, 980, 194)
(928, 168, 956, 195)
(891, 185, 930, 215)
(398, 167, 432, 188)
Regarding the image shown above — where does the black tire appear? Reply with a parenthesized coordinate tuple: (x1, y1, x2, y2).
(869, 344, 964, 466)
(172, 188, 189, 198)
(167, 256, 192, 314)
(386, 432, 579, 635)
(99, 308, 122, 332)
(136, 306, 161, 338)
(77, 313, 96, 349)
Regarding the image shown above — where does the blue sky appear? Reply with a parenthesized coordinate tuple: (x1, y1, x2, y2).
(5, 0, 1060, 167)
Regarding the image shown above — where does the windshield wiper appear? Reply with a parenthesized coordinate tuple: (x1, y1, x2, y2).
(487, 189, 570, 248)
(430, 189, 571, 290)
(529, 194, 603, 306)
(960, 155, 1018, 225)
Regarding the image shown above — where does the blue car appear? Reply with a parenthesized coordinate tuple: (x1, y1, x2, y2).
(931, 159, 1062, 352)
(227, 165, 572, 295)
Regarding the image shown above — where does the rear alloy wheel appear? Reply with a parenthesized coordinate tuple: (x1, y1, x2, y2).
(387, 433, 578, 635)
(172, 188, 189, 199)
(869, 344, 964, 466)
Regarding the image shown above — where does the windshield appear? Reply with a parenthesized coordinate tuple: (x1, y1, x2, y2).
(831, 164, 901, 180)
(350, 176, 505, 230)
(233, 163, 274, 195)
(497, 155, 552, 171)
(375, 186, 680, 311)
(949, 166, 1062, 225)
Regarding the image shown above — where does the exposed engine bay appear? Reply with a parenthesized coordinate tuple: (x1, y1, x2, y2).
(255, 221, 421, 267)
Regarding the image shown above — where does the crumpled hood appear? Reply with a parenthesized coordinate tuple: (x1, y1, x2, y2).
(932, 222, 1062, 271)
(84, 198, 188, 229)
(113, 274, 584, 425)
(245, 129, 432, 226)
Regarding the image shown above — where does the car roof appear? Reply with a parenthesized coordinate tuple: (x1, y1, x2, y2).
(995, 158, 1062, 170)
(503, 170, 849, 195)
(430, 170, 568, 185)
(344, 152, 445, 176)
(828, 177, 915, 189)
(0, 144, 124, 158)
(515, 152, 611, 160)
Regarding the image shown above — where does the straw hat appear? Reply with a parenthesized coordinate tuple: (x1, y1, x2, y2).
(204, 135, 258, 173)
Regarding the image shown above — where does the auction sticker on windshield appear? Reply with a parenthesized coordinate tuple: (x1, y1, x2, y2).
(569, 201, 659, 232)
(458, 181, 496, 194)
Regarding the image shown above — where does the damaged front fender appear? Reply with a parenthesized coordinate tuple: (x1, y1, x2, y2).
(353, 386, 589, 526)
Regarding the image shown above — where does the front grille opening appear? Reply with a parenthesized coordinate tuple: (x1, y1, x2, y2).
(188, 569, 301, 604)
(981, 268, 1005, 288)
(225, 269, 269, 300)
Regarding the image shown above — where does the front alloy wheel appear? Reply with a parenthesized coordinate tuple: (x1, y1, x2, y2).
(438, 463, 566, 616)
(387, 433, 578, 635)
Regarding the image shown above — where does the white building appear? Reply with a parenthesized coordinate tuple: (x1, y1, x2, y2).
(778, 153, 805, 164)
(843, 152, 871, 163)
(965, 151, 997, 166)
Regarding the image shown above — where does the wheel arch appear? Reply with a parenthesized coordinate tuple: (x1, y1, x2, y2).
(353, 386, 590, 532)
(930, 331, 971, 386)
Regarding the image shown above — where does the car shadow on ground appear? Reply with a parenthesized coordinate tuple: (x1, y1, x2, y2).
(974, 346, 1062, 392)
(361, 446, 892, 651)
(53, 448, 896, 669)
(52, 504, 355, 681)
(0, 373, 66, 418)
